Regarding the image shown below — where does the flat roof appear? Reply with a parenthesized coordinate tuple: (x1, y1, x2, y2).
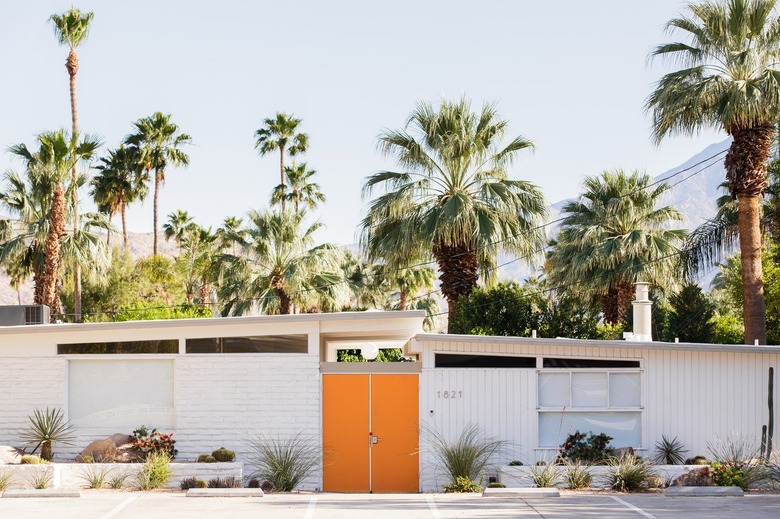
(414, 333, 780, 355)
(0, 310, 427, 336)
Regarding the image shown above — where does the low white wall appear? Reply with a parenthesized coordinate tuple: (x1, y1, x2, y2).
(498, 464, 704, 488)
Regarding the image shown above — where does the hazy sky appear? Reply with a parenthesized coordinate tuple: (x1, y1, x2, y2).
(0, 0, 724, 245)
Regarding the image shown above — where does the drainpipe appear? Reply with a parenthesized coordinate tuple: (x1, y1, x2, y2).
(627, 282, 652, 342)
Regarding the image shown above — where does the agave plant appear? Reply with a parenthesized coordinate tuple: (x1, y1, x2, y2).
(654, 435, 688, 465)
(20, 407, 75, 461)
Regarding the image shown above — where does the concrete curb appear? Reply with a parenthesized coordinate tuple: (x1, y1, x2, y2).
(483, 487, 560, 498)
(186, 488, 264, 497)
(2, 489, 81, 498)
(665, 486, 744, 497)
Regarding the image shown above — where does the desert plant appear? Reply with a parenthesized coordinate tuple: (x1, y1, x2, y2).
(132, 425, 177, 459)
(562, 459, 592, 489)
(78, 465, 111, 489)
(707, 434, 762, 489)
(529, 461, 561, 488)
(605, 455, 658, 492)
(685, 455, 709, 465)
(508, 460, 523, 466)
(247, 478, 260, 488)
(487, 482, 506, 488)
(560, 431, 613, 463)
(20, 407, 74, 461)
(26, 469, 53, 489)
(20, 455, 45, 465)
(135, 451, 173, 490)
(211, 447, 236, 462)
(654, 435, 688, 465)
(248, 433, 318, 492)
(198, 455, 216, 463)
(180, 477, 208, 490)
(0, 469, 12, 491)
(442, 475, 483, 493)
(427, 424, 504, 486)
(108, 470, 129, 489)
(208, 476, 242, 488)
(81, 455, 94, 464)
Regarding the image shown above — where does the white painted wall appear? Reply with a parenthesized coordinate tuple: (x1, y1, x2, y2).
(416, 335, 780, 491)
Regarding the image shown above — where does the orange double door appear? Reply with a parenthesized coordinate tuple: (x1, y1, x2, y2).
(322, 373, 419, 493)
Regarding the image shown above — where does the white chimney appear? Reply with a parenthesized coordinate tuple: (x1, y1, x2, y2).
(627, 282, 652, 342)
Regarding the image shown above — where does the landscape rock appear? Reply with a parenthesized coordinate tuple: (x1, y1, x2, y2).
(113, 435, 143, 463)
(671, 467, 714, 487)
(77, 438, 116, 462)
(612, 447, 635, 458)
(110, 433, 133, 448)
(0, 445, 23, 464)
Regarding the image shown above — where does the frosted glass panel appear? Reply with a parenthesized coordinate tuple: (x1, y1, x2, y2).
(538, 411, 641, 448)
(69, 360, 174, 429)
(538, 373, 570, 407)
(609, 373, 641, 407)
(571, 372, 607, 407)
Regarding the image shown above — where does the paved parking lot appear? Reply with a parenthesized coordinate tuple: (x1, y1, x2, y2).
(1, 491, 780, 518)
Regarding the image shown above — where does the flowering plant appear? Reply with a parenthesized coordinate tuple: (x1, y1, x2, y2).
(132, 425, 177, 460)
(711, 461, 748, 490)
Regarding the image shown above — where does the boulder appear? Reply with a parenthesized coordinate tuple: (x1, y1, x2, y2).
(77, 438, 116, 463)
(612, 447, 635, 458)
(0, 446, 23, 464)
(671, 467, 714, 487)
(110, 433, 133, 448)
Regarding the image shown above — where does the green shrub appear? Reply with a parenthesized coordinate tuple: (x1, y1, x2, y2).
(562, 459, 592, 489)
(108, 471, 129, 489)
(427, 424, 504, 487)
(208, 476, 241, 488)
(132, 426, 177, 460)
(711, 462, 749, 490)
(654, 435, 688, 465)
(248, 433, 319, 492)
(443, 476, 483, 493)
(197, 454, 209, 463)
(707, 434, 762, 489)
(211, 447, 236, 462)
(180, 477, 208, 490)
(20, 455, 45, 465)
(529, 462, 561, 488)
(605, 456, 657, 491)
(685, 455, 709, 465)
(81, 455, 94, 464)
(135, 452, 173, 490)
(508, 460, 523, 466)
(709, 314, 744, 344)
(560, 431, 614, 463)
(487, 482, 506, 488)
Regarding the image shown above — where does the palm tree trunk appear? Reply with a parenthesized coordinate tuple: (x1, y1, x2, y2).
(601, 279, 635, 325)
(68, 48, 82, 323)
(399, 287, 407, 311)
(44, 183, 66, 322)
(153, 168, 161, 256)
(433, 242, 479, 332)
(738, 195, 767, 344)
(106, 213, 113, 248)
(279, 145, 286, 212)
(121, 200, 129, 251)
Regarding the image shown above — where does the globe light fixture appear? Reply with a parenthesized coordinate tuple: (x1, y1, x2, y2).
(361, 342, 379, 361)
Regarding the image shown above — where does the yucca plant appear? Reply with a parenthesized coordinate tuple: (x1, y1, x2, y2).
(427, 424, 504, 489)
(248, 433, 318, 492)
(108, 470, 129, 489)
(26, 469, 53, 490)
(654, 435, 688, 465)
(0, 469, 12, 491)
(529, 461, 561, 488)
(562, 459, 592, 489)
(605, 455, 658, 491)
(20, 407, 75, 461)
(78, 465, 111, 489)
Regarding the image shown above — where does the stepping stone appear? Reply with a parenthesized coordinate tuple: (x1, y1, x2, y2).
(186, 488, 264, 497)
(665, 486, 743, 497)
(2, 489, 81, 498)
(483, 487, 560, 498)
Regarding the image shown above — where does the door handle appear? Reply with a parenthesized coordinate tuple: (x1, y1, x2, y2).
(370, 435, 380, 445)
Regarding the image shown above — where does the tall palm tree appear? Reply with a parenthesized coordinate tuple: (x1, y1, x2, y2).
(50, 7, 94, 323)
(216, 209, 340, 315)
(271, 162, 326, 212)
(91, 145, 147, 250)
(547, 169, 686, 324)
(360, 98, 547, 330)
(163, 209, 196, 254)
(255, 113, 309, 211)
(646, 0, 780, 344)
(125, 112, 191, 256)
(3, 133, 102, 315)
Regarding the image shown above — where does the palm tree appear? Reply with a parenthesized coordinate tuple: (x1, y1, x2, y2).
(547, 169, 686, 324)
(50, 7, 93, 321)
(271, 162, 326, 212)
(163, 209, 196, 253)
(8, 131, 100, 317)
(125, 112, 191, 256)
(216, 209, 340, 315)
(255, 113, 309, 211)
(646, 0, 780, 344)
(360, 98, 547, 330)
(91, 145, 147, 250)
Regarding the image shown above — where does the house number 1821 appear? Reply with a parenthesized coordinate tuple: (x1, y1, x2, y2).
(437, 390, 462, 398)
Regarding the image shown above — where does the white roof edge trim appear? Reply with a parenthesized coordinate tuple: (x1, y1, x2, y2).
(414, 333, 780, 355)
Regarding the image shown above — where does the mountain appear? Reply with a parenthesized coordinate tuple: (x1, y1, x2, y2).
(0, 139, 732, 305)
